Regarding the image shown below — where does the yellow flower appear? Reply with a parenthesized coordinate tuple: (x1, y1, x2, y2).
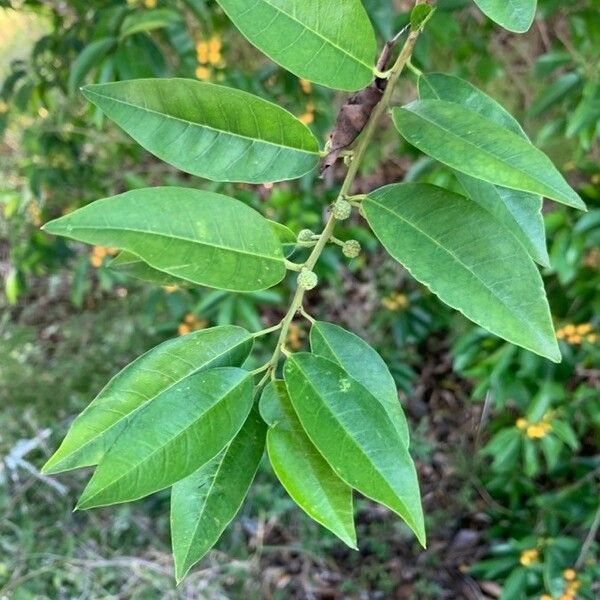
(520, 548, 539, 566)
(196, 41, 209, 64)
(516, 418, 528, 430)
(195, 66, 211, 81)
(563, 569, 576, 581)
(208, 36, 222, 54)
(526, 422, 552, 439)
(179, 314, 207, 335)
(299, 101, 315, 125)
(287, 322, 303, 350)
(299, 79, 312, 94)
(576, 323, 593, 335)
(563, 324, 576, 336)
(162, 285, 178, 294)
(178, 323, 191, 336)
(587, 333, 598, 343)
(539, 595, 553, 600)
(144, 0, 157, 8)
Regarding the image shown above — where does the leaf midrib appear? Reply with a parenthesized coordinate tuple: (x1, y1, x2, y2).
(86, 88, 318, 155)
(49, 335, 250, 471)
(366, 196, 547, 348)
(52, 222, 284, 264)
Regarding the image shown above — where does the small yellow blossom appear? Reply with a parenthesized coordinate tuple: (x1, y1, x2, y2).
(195, 66, 211, 81)
(539, 595, 553, 600)
(563, 569, 577, 581)
(516, 418, 528, 430)
(566, 581, 580, 593)
(90, 246, 117, 267)
(587, 333, 598, 343)
(144, 0, 157, 8)
(526, 422, 552, 439)
(162, 285, 179, 294)
(520, 548, 539, 566)
(196, 41, 209, 64)
(299, 101, 315, 125)
(178, 313, 207, 335)
(208, 36, 222, 54)
(382, 292, 409, 312)
(299, 79, 312, 94)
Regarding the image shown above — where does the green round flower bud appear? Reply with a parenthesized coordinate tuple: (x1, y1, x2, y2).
(332, 199, 352, 220)
(297, 229, 314, 242)
(297, 269, 318, 291)
(342, 239, 361, 258)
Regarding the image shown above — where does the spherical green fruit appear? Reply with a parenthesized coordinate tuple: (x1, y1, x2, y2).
(332, 199, 352, 220)
(298, 229, 315, 242)
(297, 270, 318, 290)
(342, 239, 361, 258)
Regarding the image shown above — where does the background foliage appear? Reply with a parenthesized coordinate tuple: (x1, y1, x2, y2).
(1, 0, 598, 598)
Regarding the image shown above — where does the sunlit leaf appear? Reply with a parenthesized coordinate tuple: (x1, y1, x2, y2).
(43, 187, 286, 292)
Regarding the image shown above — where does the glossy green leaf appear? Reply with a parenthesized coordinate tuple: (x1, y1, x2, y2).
(472, 0, 536, 33)
(417, 73, 549, 267)
(171, 406, 266, 582)
(42, 326, 252, 475)
(284, 353, 425, 545)
(119, 8, 181, 38)
(364, 183, 560, 362)
(68, 37, 116, 95)
(261, 381, 356, 549)
(215, 0, 376, 91)
(77, 367, 254, 509)
(42, 187, 286, 292)
(310, 321, 409, 446)
(392, 100, 585, 210)
(82, 79, 320, 183)
(268, 220, 297, 258)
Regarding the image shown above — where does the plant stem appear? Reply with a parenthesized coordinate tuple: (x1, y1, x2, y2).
(261, 24, 423, 385)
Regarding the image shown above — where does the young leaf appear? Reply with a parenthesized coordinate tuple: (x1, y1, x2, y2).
(82, 79, 320, 183)
(417, 73, 549, 267)
(284, 354, 425, 546)
(68, 37, 117, 95)
(392, 100, 586, 210)
(77, 367, 254, 509)
(42, 326, 253, 475)
(171, 406, 266, 582)
(363, 183, 560, 362)
(119, 8, 181, 39)
(309, 321, 409, 446)
(215, 0, 377, 91)
(472, 0, 537, 33)
(456, 174, 549, 268)
(261, 381, 357, 549)
(42, 187, 286, 292)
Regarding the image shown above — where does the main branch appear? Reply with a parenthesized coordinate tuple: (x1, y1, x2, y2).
(263, 24, 423, 383)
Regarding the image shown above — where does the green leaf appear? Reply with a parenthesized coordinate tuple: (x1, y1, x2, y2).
(472, 0, 536, 33)
(309, 321, 409, 446)
(82, 79, 320, 183)
(42, 326, 253, 474)
(215, 0, 376, 91)
(418, 72, 527, 138)
(109, 251, 186, 285)
(42, 187, 286, 292)
(457, 175, 549, 268)
(268, 220, 297, 258)
(77, 367, 254, 509)
(363, 183, 560, 362)
(119, 8, 181, 38)
(68, 37, 116, 95)
(417, 73, 549, 267)
(410, 4, 434, 31)
(392, 100, 585, 210)
(261, 381, 356, 549)
(171, 406, 266, 582)
(500, 566, 528, 600)
(283, 353, 425, 546)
